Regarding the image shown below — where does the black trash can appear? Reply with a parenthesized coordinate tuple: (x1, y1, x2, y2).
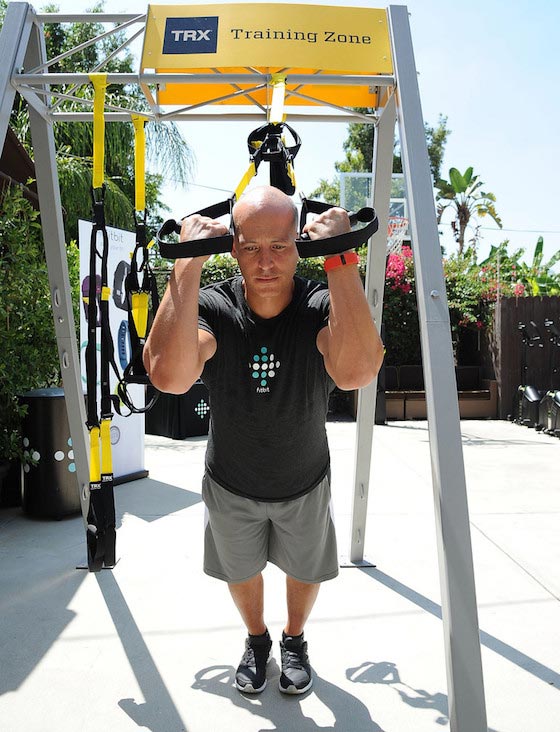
(19, 388, 81, 519)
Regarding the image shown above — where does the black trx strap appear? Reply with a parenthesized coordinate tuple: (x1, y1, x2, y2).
(156, 198, 235, 260)
(84, 184, 117, 572)
(156, 197, 378, 260)
(115, 210, 160, 414)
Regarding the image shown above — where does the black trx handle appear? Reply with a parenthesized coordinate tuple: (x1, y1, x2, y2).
(156, 198, 235, 259)
(157, 198, 378, 261)
(296, 198, 378, 257)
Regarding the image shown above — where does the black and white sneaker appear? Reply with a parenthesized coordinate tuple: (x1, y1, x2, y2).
(279, 632, 313, 694)
(235, 630, 272, 693)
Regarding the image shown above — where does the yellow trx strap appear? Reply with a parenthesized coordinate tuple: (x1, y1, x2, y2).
(234, 74, 291, 198)
(89, 427, 101, 487)
(269, 73, 287, 125)
(234, 161, 257, 200)
(131, 114, 147, 213)
(130, 115, 149, 339)
(90, 73, 108, 189)
(100, 419, 113, 476)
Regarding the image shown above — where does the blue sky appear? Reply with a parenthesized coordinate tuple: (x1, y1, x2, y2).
(46, 0, 559, 263)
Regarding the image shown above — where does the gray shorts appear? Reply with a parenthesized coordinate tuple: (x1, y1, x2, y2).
(202, 472, 339, 584)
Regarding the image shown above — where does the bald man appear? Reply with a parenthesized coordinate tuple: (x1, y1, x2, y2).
(144, 186, 383, 695)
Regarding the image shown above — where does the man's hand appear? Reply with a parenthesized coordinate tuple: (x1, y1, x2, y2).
(179, 214, 229, 263)
(302, 207, 351, 240)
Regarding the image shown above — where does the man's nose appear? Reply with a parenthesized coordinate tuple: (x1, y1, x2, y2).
(258, 249, 274, 269)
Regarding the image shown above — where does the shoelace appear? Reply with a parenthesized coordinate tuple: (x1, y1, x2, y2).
(242, 645, 256, 666)
(281, 646, 307, 669)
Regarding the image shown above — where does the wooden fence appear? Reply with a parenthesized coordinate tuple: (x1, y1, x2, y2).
(489, 296, 560, 419)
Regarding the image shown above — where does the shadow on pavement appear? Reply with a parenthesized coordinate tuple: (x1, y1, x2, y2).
(360, 567, 560, 689)
(0, 559, 85, 695)
(346, 660, 504, 731)
(97, 571, 190, 732)
(192, 663, 385, 731)
(114, 478, 202, 527)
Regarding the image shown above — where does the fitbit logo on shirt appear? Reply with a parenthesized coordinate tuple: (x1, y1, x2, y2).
(250, 346, 281, 393)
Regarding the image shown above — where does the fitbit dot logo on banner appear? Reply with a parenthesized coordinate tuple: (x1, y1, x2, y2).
(250, 346, 280, 393)
(194, 399, 210, 419)
(163, 17, 219, 54)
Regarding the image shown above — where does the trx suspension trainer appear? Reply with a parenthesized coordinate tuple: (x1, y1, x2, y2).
(84, 73, 117, 571)
(83, 78, 159, 571)
(156, 75, 379, 260)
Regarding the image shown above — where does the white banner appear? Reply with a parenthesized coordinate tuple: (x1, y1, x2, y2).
(79, 220, 145, 480)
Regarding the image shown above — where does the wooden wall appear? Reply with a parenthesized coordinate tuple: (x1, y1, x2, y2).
(489, 297, 560, 419)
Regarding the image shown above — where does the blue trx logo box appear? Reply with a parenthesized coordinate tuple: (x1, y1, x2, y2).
(163, 16, 219, 54)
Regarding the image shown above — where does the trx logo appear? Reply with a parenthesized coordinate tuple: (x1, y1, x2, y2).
(171, 29, 211, 41)
(163, 16, 219, 55)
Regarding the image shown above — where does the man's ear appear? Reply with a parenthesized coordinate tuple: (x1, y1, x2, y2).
(231, 241, 238, 260)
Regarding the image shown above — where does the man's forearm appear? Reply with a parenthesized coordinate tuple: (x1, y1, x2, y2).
(324, 264, 383, 390)
(143, 258, 207, 394)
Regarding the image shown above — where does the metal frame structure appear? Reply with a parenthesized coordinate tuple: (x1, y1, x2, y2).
(0, 4, 487, 730)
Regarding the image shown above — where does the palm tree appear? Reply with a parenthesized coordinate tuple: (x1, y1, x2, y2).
(436, 167, 502, 255)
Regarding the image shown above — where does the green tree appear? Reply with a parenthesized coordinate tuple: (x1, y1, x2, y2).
(1, 0, 192, 241)
(310, 113, 450, 204)
(480, 237, 560, 297)
(0, 185, 80, 460)
(435, 166, 502, 255)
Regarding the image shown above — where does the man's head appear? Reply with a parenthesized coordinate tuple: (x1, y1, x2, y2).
(231, 186, 300, 315)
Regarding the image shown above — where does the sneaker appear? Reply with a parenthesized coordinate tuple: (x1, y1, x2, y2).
(235, 630, 272, 693)
(279, 632, 313, 694)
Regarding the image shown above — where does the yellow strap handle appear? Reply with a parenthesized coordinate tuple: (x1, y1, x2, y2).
(131, 292, 149, 339)
(269, 73, 287, 125)
(90, 73, 108, 189)
(100, 419, 113, 475)
(89, 427, 101, 483)
(131, 114, 147, 212)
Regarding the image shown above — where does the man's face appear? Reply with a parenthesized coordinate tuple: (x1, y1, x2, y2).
(232, 206, 299, 302)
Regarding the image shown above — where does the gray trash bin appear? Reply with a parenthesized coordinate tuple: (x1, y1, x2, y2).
(19, 388, 81, 519)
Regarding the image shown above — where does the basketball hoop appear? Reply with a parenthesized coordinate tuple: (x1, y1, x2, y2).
(387, 216, 409, 254)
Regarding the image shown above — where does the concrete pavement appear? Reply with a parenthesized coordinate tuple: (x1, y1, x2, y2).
(0, 419, 559, 732)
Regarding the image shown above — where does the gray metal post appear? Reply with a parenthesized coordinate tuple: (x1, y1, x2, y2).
(23, 15, 90, 527)
(343, 93, 396, 566)
(0, 3, 33, 149)
(388, 6, 487, 732)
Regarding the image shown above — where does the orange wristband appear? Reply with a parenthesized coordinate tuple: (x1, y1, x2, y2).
(323, 251, 359, 272)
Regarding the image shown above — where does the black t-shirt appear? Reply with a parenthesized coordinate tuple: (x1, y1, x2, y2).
(198, 275, 335, 501)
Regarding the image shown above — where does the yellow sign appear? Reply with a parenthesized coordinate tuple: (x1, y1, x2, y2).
(142, 3, 392, 73)
(141, 3, 392, 108)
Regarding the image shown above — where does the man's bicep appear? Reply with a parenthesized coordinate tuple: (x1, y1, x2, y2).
(199, 328, 217, 364)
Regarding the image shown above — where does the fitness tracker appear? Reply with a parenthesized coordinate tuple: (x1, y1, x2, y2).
(112, 260, 131, 311)
(81, 274, 102, 325)
(118, 319, 131, 369)
(323, 251, 360, 272)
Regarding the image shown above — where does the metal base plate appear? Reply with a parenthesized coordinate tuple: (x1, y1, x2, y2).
(339, 554, 376, 568)
(76, 557, 120, 571)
